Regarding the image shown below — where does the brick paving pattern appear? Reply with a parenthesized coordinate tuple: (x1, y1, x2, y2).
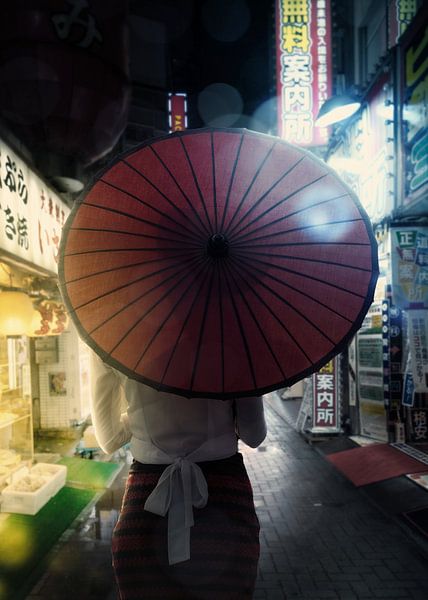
(242, 398, 428, 599)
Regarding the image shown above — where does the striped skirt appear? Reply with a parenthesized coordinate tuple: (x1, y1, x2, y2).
(112, 453, 260, 599)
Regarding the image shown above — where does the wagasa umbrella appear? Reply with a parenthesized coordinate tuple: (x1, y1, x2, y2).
(59, 128, 378, 399)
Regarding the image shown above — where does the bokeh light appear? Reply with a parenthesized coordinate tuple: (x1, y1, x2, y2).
(0, 521, 34, 567)
(197, 83, 243, 127)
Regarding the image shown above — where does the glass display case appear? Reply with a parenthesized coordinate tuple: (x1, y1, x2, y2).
(0, 335, 33, 488)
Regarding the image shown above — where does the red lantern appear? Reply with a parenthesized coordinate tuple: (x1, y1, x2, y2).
(0, 1, 130, 167)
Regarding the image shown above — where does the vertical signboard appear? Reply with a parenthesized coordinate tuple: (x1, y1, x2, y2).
(311, 357, 340, 433)
(168, 93, 188, 133)
(408, 408, 428, 443)
(382, 298, 404, 408)
(276, 0, 332, 146)
(388, 0, 418, 48)
(399, 4, 428, 211)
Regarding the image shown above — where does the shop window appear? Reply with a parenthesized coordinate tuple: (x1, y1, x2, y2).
(0, 335, 33, 482)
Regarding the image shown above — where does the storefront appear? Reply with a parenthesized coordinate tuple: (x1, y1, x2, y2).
(392, 5, 428, 444)
(0, 134, 90, 487)
(323, 3, 428, 443)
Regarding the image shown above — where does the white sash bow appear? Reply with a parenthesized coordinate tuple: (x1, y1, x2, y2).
(144, 457, 208, 564)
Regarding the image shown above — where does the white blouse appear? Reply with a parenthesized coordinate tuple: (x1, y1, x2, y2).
(89, 351, 266, 565)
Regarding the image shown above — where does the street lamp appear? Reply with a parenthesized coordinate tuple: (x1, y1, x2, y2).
(315, 95, 361, 127)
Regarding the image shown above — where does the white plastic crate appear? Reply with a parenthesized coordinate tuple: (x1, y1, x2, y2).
(30, 463, 67, 497)
(1, 475, 51, 515)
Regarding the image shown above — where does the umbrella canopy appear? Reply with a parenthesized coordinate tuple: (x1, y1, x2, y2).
(59, 128, 378, 399)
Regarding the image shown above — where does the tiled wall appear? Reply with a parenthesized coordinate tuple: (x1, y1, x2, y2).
(39, 325, 91, 429)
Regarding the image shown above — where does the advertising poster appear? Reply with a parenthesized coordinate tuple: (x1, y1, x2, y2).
(408, 310, 428, 392)
(357, 333, 388, 441)
(276, 0, 332, 146)
(391, 227, 428, 309)
(49, 372, 67, 397)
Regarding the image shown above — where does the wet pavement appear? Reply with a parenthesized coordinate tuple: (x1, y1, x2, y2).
(23, 395, 428, 599)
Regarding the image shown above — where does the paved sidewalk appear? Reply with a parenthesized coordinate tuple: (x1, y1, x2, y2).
(24, 397, 428, 599)
(244, 396, 428, 600)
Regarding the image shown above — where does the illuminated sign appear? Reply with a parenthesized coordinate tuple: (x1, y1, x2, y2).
(391, 226, 428, 309)
(311, 357, 340, 432)
(388, 0, 417, 47)
(326, 72, 395, 225)
(400, 5, 428, 209)
(168, 93, 188, 133)
(276, 0, 332, 146)
(0, 138, 70, 274)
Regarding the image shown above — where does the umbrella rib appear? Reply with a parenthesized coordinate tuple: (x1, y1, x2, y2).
(179, 137, 214, 234)
(219, 132, 245, 233)
(211, 131, 218, 232)
(133, 259, 212, 374)
(144, 146, 210, 237)
(119, 159, 208, 242)
(224, 261, 289, 380)
(223, 138, 278, 237)
(226, 259, 313, 364)
(149, 145, 212, 237)
(233, 217, 364, 246)
(83, 200, 202, 242)
(229, 172, 328, 241)
(231, 255, 338, 346)
(158, 263, 214, 389)
(220, 261, 258, 389)
(63, 252, 202, 285)
(100, 178, 202, 244)
(64, 246, 201, 257)
(189, 267, 217, 392)
(233, 251, 354, 323)
(74, 254, 203, 314)
(95, 257, 209, 354)
(232, 240, 371, 249)
(217, 264, 225, 394)
(239, 249, 372, 273)
(110, 259, 210, 358)
(69, 226, 201, 248)
(235, 252, 367, 300)
(231, 193, 349, 243)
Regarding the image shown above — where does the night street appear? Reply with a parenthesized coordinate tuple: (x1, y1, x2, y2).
(20, 396, 428, 600)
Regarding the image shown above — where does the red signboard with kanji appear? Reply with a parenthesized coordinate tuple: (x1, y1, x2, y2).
(312, 357, 340, 431)
(276, 0, 332, 146)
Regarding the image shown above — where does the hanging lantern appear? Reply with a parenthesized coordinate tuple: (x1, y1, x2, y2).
(26, 300, 70, 337)
(0, 1, 130, 168)
(0, 291, 34, 336)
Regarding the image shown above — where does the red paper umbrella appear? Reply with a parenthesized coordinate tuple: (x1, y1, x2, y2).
(59, 128, 378, 399)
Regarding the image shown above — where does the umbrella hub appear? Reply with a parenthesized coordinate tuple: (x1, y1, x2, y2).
(207, 233, 230, 258)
